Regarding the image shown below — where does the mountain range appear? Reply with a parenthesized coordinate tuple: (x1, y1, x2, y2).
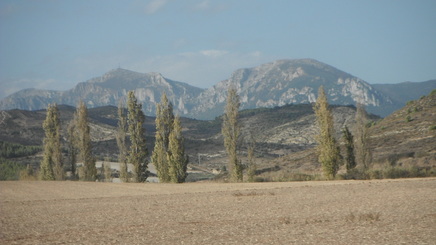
(1, 59, 435, 119)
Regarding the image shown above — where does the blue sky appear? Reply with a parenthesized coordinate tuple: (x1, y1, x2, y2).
(1, 0, 435, 99)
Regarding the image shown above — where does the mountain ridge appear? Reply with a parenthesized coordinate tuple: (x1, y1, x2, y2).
(1, 59, 434, 119)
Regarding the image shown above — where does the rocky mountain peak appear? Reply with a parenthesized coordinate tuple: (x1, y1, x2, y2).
(1, 59, 433, 119)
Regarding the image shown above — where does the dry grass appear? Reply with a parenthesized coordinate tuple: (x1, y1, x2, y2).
(1, 178, 435, 244)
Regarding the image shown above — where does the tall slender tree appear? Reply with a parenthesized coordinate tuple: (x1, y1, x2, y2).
(354, 103, 372, 169)
(127, 91, 148, 182)
(75, 101, 97, 181)
(67, 120, 78, 180)
(40, 104, 62, 180)
(313, 86, 340, 179)
(246, 133, 257, 182)
(222, 85, 243, 182)
(342, 125, 356, 172)
(152, 93, 174, 183)
(116, 100, 129, 182)
(168, 115, 189, 183)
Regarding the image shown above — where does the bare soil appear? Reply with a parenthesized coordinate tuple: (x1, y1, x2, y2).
(1, 178, 435, 244)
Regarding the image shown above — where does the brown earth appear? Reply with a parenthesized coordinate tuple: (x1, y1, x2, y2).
(1, 178, 435, 244)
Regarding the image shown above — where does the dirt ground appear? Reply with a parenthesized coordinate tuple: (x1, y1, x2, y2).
(1, 178, 435, 244)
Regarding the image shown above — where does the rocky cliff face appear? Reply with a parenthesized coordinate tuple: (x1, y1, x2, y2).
(189, 59, 392, 119)
(0, 68, 204, 116)
(1, 59, 432, 119)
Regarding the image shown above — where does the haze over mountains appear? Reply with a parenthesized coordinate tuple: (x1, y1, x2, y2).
(1, 59, 434, 119)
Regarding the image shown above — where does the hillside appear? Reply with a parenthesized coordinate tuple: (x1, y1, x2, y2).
(1, 89, 435, 181)
(369, 90, 436, 167)
(268, 90, 436, 180)
(0, 103, 367, 180)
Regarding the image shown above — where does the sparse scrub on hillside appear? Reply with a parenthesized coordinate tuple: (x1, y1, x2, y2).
(0, 141, 42, 158)
(339, 165, 436, 180)
(259, 170, 323, 182)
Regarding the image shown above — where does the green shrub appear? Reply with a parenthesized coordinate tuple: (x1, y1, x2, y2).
(0, 158, 24, 180)
(340, 168, 370, 180)
(368, 169, 383, 179)
(405, 115, 413, 122)
(430, 125, 436, 130)
(383, 167, 410, 179)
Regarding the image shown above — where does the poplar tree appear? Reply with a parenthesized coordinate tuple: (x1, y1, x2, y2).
(168, 115, 189, 183)
(152, 93, 174, 183)
(116, 100, 129, 182)
(67, 120, 78, 180)
(75, 101, 97, 181)
(354, 103, 372, 169)
(246, 133, 257, 182)
(342, 125, 356, 172)
(40, 104, 62, 180)
(222, 86, 243, 182)
(127, 91, 148, 182)
(313, 86, 340, 179)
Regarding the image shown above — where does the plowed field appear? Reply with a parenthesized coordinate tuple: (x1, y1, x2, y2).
(1, 178, 435, 244)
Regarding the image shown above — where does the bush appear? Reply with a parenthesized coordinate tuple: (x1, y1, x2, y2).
(340, 168, 370, 180)
(20, 164, 38, 181)
(0, 158, 24, 180)
(383, 167, 410, 179)
(368, 169, 383, 179)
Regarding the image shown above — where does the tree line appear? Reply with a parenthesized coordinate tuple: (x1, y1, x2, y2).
(220, 85, 372, 181)
(38, 91, 188, 183)
(34, 85, 372, 182)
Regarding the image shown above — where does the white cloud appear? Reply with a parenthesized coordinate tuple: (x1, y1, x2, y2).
(194, 0, 210, 11)
(200, 49, 229, 58)
(144, 0, 168, 15)
(192, 0, 227, 13)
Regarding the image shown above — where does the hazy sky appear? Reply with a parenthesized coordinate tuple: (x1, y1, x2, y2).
(1, 0, 435, 99)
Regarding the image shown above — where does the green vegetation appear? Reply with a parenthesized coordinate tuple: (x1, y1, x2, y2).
(127, 91, 148, 182)
(222, 86, 243, 182)
(152, 93, 174, 183)
(313, 86, 340, 179)
(168, 115, 189, 183)
(40, 104, 63, 181)
(342, 126, 356, 172)
(246, 134, 257, 182)
(74, 101, 97, 181)
(0, 141, 42, 158)
(66, 120, 78, 180)
(116, 100, 129, 182)
(355, 104, 372, 170)
(0, 158, 25, 180)
(152, 93, 189, 183)
(340, 166, 436, 180)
